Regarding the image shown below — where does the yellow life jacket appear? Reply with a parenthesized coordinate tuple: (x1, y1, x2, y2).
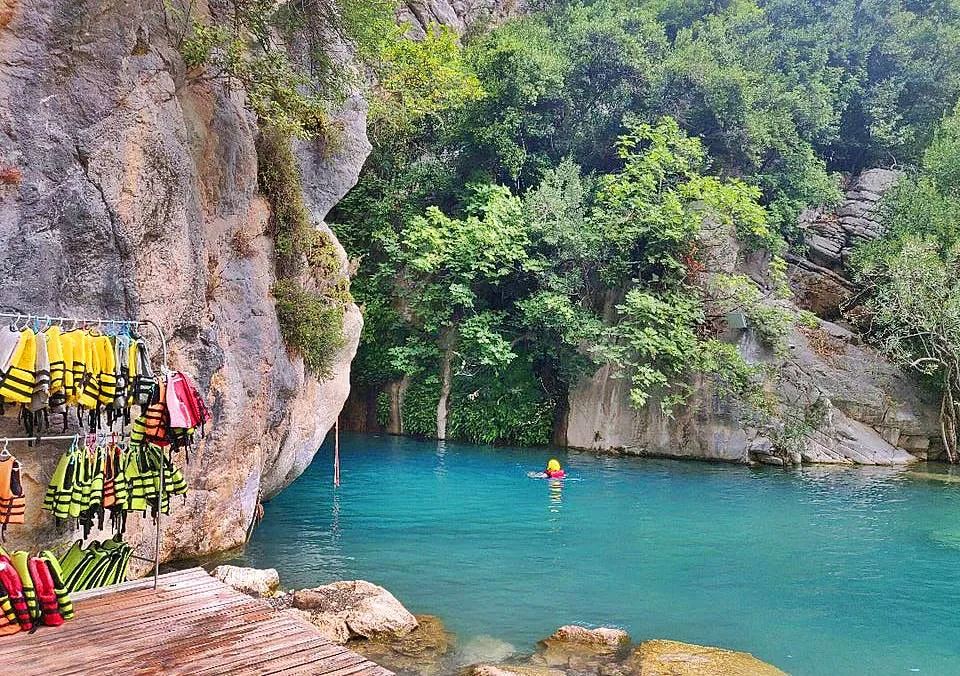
(0, 329, 36, 404)
(45, 326, 65, 394)
(96, 335, 116, 405)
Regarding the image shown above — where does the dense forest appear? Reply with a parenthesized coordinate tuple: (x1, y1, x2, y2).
(176, 0, 960, 450)
(325, 0, 960, 447)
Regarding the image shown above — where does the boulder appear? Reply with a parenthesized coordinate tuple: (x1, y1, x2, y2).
(541, 625, 630, 650)
(349, 614, 453, 675)
(282, 607, 351, 644)
(211, 565, 280, 597)
(292, 580, 418, 640)
(624, 639, 786, 675)
(463, 666, 566, 676)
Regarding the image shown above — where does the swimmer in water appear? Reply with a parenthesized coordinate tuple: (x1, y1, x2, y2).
(545, 458, 566, 479)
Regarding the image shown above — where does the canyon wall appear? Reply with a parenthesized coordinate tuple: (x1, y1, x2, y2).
(562, 170, 944, 465)
(0, 0, 364, 565)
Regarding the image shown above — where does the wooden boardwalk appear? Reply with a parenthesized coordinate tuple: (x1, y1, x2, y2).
(0, 567, 394, 676)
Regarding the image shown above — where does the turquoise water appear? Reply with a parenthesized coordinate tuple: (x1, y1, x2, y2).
(239, 433, 960, 675)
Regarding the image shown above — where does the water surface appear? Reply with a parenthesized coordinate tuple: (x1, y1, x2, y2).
(240, 433, 960, 675)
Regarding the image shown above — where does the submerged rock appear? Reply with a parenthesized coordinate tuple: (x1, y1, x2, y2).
(291, 579, 419, 641)
(211, 565, 280, 597)
(537, 625, 631, 669)
(457, 636, 518, 666)
(624, 639, 786, 675)
(350, 614, 454, 675)
(463, 665, 566, 676)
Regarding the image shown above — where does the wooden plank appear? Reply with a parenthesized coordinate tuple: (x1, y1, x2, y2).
(271, 650, 371, 676)
(1, 587, 249, 651)
(70, 567, 210, 601)
(61, 610, 295, 674)
(193, 636, 347, 675)
(0, 567, 393, 676)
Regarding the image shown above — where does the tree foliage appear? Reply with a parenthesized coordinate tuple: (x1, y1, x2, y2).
(852, 107, 960, 461)
(331, 0, 960, 446)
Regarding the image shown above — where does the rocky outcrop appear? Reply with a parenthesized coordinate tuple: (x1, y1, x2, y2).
(540, 626, 630, 651)
(399, 0, 523, 38)
(623, 639, 785, 676)
(212, 564, 280, 597)
(563, 318, 941, 464)
(469, 636, 785, 676)
(564, 167, 943, 465)
(800, 168, 899, 272)
(350, 614, 454, 676)
(291, 580, 419, 641)
(0, 2, 364, 565)
(789, 168, 899, 318)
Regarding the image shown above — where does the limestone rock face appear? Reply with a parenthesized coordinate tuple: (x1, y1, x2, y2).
(399, 0, 523, 38)
(211, 565, 280, 597)
(292, 580, 419, 641)
(799, 168, 899, 273)
(624, 639, 786, 676)
(563, 320, 940, 464)
(564, 168, 941, 465)
(0, 2, 364, 565)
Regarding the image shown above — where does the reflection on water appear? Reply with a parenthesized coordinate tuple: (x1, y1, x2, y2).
(435, 440, 448, 479)
(548, 479, 563, 514)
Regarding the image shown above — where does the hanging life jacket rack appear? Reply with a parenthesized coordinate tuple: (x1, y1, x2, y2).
(0, 310, 172, 591)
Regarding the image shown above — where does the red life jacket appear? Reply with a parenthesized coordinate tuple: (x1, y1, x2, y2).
(0, 556, 31, 630)
(166, 371, 210, 429)
(28, 557, 63, 627)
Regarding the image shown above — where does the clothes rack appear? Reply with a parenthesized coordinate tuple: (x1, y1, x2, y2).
(0, 310, 172, 590)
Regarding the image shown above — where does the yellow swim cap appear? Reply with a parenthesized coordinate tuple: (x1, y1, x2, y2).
(547, 459, 561, 472)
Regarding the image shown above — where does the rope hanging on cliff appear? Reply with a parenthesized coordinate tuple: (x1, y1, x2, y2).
(333, 418, 341, 487)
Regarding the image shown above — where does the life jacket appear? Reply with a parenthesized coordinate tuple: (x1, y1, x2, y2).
(132, 340, 155, 406)
(38, 551, 73, 620)
(28, 557, 63, 626)
(140, 379, 171, 447)
(0, 328, 36, 404)
(77, 332, 104, 410)
(9, 551, 38, 622)
(166, 371, 211, 430)
(0, 328, 19, 373)
(0, 577, 19, 634)
(60, 329, 78, 403)
(45, 326, 65, 395)
(95, 335, 117, 406)
(0, 455, 26, 534)
(30, 329, 50, 412)
(0, 557, 29, 630)
(43, 445, 76, 521)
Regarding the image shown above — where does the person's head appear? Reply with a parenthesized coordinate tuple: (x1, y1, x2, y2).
(547, 458, 561, 472)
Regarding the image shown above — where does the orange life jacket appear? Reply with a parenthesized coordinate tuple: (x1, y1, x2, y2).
(0, 456, 25, 529)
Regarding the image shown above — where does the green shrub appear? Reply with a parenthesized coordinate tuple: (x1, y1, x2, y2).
(448, 365, 555, 446)
(400, 376, 441, 437)
(272, 279, 347, 378)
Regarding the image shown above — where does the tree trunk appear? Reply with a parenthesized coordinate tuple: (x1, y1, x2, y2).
(941, 369, 958, 463)
(436, 330, 455, 441)
(386, 375, 409, 435)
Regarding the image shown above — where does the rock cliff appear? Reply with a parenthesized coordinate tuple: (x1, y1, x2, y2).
(0, 1, 364, 564)
(399, 0, 523, 37)
(562, 169, 944, 465)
